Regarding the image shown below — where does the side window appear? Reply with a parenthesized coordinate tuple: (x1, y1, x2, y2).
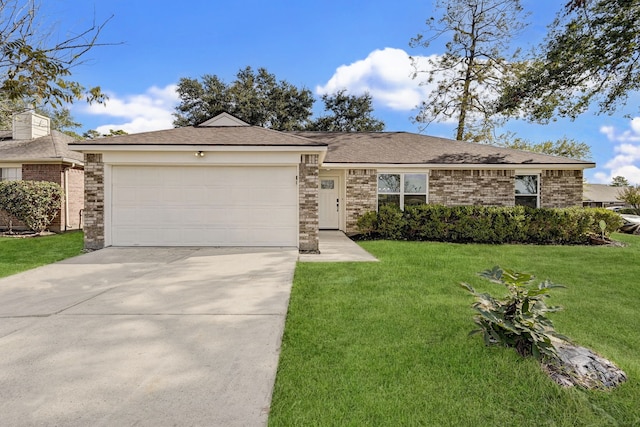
(515, 175, 539, 207)
(0, 167, 22, 182)
(403, 173, 427, 207)
(378, 173, 427, 210)
(378, 174, 401, 209)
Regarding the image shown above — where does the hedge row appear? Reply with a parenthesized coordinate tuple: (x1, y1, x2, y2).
(356, 204, 624, 245)
(0, 180, 63, 233)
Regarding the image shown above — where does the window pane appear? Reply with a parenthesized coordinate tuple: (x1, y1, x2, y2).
(404, 174, 426, 194)
(378, 194, 400, 210)
(0, 168, 21, 181)
(515, 196, 538, 208)
(321, 179, 334, 190)
(378, 174, 400, 193)
(515, 175, 538, 195)
(404, 195, 426, 206)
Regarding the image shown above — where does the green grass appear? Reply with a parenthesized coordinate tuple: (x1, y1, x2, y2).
(269, 234, 640, 426)
(0, 231, 84, 278)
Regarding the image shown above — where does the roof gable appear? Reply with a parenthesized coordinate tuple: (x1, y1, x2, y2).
(199, 113, 250, 127)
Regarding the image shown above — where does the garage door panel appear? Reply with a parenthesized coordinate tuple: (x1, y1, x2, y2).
(111, 166, 298, 246)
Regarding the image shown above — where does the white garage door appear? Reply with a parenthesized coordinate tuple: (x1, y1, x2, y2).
(111, 166, 298, 246)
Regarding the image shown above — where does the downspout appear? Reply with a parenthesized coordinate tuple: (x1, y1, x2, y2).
(64, 166, 71, 231)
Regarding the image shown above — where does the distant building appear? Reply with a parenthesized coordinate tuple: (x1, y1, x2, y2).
(583, 183, 627, 208)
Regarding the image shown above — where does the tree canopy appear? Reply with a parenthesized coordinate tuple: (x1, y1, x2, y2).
(611, 176, 630, 187)
(410, 0, 527, 140)
(173, 66, 315, 130)
(495, 136, 592, 161)
(82, 128, 128, 139)
(0, 0, 111, 113)
(497, 0, 640, 121)
(307, 89, 385, 132)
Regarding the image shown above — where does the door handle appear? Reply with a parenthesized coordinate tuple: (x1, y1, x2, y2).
(336, 198, 339, 212)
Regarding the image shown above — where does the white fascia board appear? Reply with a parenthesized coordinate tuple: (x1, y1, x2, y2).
(71, 144, 326, 154)
(0, 158, 83, 166)
(321, 162, 594, 170)
(102, 150, 304, 166)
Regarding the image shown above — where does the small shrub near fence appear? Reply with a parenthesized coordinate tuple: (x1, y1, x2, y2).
(357, 204, 623, 245)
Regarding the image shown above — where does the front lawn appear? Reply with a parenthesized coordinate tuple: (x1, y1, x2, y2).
(0, 231, 84, 278)
(270, 234, 640, 426)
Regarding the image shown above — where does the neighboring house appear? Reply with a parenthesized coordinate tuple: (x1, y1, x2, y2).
(70, 113, 594, 252)
(0, 112, 84, 232)
(583, 183, 627, 208)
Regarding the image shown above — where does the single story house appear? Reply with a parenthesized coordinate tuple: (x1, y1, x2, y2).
(583, 183, 627, 208)
(70, 113, 594, 252)
(0, 112, 84, 232)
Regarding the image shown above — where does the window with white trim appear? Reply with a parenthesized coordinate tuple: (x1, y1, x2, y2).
(378, 173, 427, 209)
(515, 174, 539, 207)
(0, 167, 21, 181)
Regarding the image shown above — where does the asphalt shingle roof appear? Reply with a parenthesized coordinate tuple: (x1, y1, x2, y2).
(69, 126, 326, 147)
(67, 121, 594, 168)
(292, 132, 594, 166)
(583, 184, 626, 202)
(0, 130, 83, 163)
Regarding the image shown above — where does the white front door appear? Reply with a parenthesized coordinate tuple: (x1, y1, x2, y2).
(319, 176, 340, 229)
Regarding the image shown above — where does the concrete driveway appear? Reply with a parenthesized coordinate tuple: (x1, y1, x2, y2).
(0, 247, 298, 426)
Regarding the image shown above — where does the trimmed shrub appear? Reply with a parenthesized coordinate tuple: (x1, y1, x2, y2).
(0, 180, 63, 233)
(356, 211, 378, 238)
(356, 204, 623, 245)
(587, 208, 624, 235)
(376, 204, 406, 240)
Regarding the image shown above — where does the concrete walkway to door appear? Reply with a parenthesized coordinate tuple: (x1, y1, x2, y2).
(298, 230, 378, 262)
(0, 247, 298, 427)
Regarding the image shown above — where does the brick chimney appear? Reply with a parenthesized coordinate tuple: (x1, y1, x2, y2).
(12, 111, 51, 140)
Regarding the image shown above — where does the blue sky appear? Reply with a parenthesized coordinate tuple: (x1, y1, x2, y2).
(41, 0, 640, 184)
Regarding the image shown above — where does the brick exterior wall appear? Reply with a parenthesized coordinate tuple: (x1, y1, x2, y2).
(84, 154, 105, 250)
(345, 169, 377, 234)
(429, 170, 515, 206)
(540, 169, 583, 208)
(299, 154, 319, 253)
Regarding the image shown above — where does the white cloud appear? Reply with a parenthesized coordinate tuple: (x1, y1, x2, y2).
(595, 118, 640, 185)
(81, 84, 179, 134)
(316, 48, 437, 111)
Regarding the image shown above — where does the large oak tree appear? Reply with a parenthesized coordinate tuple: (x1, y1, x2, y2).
(173, 67, 315, 130)
(307, 89, 385, 132)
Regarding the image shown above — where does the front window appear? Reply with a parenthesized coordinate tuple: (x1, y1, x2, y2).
(0, 167, 21, 181)
(515, 175, 539, 208)
(378, 173, 427, 209)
